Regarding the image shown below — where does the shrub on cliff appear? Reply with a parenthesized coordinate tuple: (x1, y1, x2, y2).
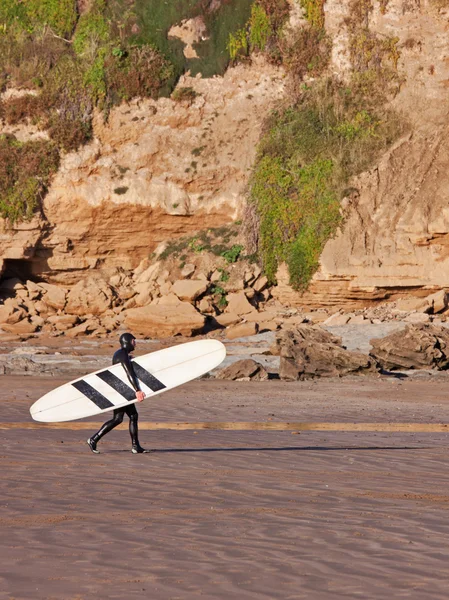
(0, 135, 60, 223)
(249, 79, 405, 290)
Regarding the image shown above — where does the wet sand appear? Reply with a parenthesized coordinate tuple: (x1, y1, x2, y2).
(2, 375, 449, 599)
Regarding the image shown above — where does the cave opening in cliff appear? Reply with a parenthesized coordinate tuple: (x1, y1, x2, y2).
(2, 259, 35, 283)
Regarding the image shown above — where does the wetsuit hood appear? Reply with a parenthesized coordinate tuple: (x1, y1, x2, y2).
(119, 332, 136, 353)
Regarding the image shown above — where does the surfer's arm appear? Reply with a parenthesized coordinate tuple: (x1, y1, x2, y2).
(122, 353, 143, 395)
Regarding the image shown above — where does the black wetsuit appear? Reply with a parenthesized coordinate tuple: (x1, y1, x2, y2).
(91, 348, 142, 447)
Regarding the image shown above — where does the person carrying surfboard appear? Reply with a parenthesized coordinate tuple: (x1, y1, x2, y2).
(87, 333, 151, 454)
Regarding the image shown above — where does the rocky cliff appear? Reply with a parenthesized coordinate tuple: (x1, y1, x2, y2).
(275, 0, 449, 307)
(1, 0, 449, 309)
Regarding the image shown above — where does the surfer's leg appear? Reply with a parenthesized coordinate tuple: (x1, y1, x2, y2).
(87, 409, 125, 453)
(125, 405, 151, 453)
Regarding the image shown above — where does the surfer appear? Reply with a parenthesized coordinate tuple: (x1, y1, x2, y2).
(87, 332, 151, 454)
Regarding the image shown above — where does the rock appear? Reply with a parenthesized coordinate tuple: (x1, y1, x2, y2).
(134, 282, 153, 307)
(424, 290, 448, 314)
(39, 283, 67, 311)
(134, 262, 161, 284)
(225, 291, 254, 316)
(65, 278, 113, 316)
(47, 315, 80, 331)
(302, 311, 329, 324)
(404, 312, 430, 323)
(245, 310, 278, 323)
(210, 270, 221, 282)
(323, 312, 351, 326)
(274, 325, 377, 380)
(281, 315, 308, 328)
(394, 296, 430, 312)
(197, 297, 214, 314)
(348, 314, 371, 325)
(226, 322, 258, 340)
(171, 279, 209, 302)
(100, 315, 121, 331)
(65, 322, 92, 338)
(30, 315, 45, 328)
(370, 323, 449, 370)
(25, 280, 41, 300)
(244, 288, 256, 300)
(124, 301, 206, 337)
(34, 300, 53, 316)
(0, 303, 22, 324)
(215, 312, 241, 327)
(1, 318, 38, 335)
(181, 263, 196, 278)
(216, 359, 269, 381)
(252, 275, 268, 293)
(159, 282, 172, 296)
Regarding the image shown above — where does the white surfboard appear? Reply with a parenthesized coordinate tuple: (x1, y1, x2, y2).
(30, 339, 226, 423)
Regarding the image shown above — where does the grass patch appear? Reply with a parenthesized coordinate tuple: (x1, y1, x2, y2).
(0, 135, 60, 222)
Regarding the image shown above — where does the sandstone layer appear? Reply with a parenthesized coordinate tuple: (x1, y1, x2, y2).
(0, 56, 284, 284)
(274, 0, 449, 308)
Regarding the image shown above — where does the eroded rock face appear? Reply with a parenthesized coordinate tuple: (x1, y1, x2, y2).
(0, 56, 284, 285)
(273, 325, 378, 380)
(273, 0, 449, 308)
(370, 324, 449, 370)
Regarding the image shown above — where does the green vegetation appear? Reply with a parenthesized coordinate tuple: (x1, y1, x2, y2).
(210, 285, 228, 308)
(249, 79, 405, 289)
(0, 135, 60, 222)
(227, 0, 289, 61)
(0, 0, 282, 222)
(159, 226, 241, 261)
(221, 244, 244, 264)
(300, 0, 325, 29)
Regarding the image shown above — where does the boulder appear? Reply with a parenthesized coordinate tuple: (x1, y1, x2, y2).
(226, 322, 258, 340)
(65, 278, 113, 316)
(197, 297, 214, 314)
(65, 322, 92, 338)
(1, 318, 38, 335)
(47, 315, 79, 331)
(39, 283, 67, 311)
(216, 359, 269, 381)
(134, 282, 153, 307)
(225, 291, 254, 316)
(0, 302, 25, 325)
(426, 290, 448, 314)
(370, 323, 449, 370)
(252, 275, 268, 293)
(403, 312, 430, 324)
(25, 280, 41, 300)
(323, 312, 351, 326)
(215, 312, 241, 327)
(124, 301, 206, 337)
(274, 325, 377, 380)
(181, 264, 196, 279)
(171, 279, 209, 302)
(348, 314, 371, 325)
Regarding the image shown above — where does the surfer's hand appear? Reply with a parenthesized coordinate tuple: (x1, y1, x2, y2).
(136, 391, 145, 402)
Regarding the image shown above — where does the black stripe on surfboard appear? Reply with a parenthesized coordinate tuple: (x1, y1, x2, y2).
(132, 362, 166, 393)
(96, 370, 136, 402)
(72, 380, 115, 410)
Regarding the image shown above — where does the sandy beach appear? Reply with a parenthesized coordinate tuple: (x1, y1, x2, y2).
(1, 374, 449, 599)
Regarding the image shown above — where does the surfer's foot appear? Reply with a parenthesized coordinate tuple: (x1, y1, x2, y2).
(87, 438, 100, 454)
(131, 445, 152, 454)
